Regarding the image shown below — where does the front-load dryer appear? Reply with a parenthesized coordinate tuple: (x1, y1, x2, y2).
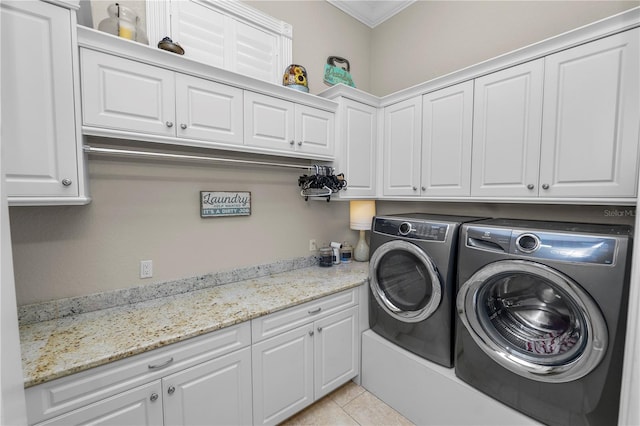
(455, 219, 633, 426)
(368, 213, 484, 367)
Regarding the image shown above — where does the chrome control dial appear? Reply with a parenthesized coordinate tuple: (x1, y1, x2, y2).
(398, 222, 412, 236)
(516, 233, 540, 253)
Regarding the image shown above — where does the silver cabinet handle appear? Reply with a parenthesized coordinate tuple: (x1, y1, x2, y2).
(150, 393, 159, 402)
(527, 184, 534, 190)
(308, 307, 321, 315)
(180, 123, 187, 129)
(166, 121, 174, 128)
(148, 357, 174, 370)
(61, 179, 72, 187)
(542, 184, 550, 190)
(308, 331, 314, 337)
(317, 327, 323, 332)
(168, 386, 176, 395)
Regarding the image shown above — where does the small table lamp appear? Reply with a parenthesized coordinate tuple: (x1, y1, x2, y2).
(349, 200, 376, 261)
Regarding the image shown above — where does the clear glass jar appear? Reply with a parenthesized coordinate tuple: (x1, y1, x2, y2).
(98, 3, 148, 44)
(340, 242, 353, 263)
(319, 247, 333, 267)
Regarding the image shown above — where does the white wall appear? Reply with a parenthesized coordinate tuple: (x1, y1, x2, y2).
(370, 0, 639, 95)
(10, 145, 355, 304)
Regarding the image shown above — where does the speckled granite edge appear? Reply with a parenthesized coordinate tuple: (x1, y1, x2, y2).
(18, 255, 318, 325)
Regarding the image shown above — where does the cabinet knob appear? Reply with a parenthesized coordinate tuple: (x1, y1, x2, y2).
(180, 123, 187, 129)
(412, 186, 418, 191)
(317, 327, 323, 332)
(542, 184, 550, 190)
(290, 140, 295, 145)
(150, 393, 159, 402)
(297, 141, 302, 146)
(527, 184, 534, 190)
(61, 179, 73, 187)
(308, 330, 314, 337)
(168, 386, 176, 395)
(421, 186, 426, 191)
(166, 121, 174, 128)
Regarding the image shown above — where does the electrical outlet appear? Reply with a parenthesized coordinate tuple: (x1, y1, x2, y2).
(140, 260, 153, 278)
(309, 239, 318, 251)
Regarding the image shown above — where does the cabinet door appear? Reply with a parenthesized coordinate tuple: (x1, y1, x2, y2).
(294, 105, 334, 157)
(175, 74, 244, 145)
(252, 323, 314, 426)
(383, 97, 422, 196)
(33, 382, 163, 426)
(471, 59, 544, 197)
(421, 81, 474, 196)
(1, 1, 81, 201)
(244, 91, 294, 152)
(81, 49, 176, 136)
(163, 347, 252, 426)
(338, 99, 377, 198)
(314, 306, 359, 399)
(539, 28, 639, 198)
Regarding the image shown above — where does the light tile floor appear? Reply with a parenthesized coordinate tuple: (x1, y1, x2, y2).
(280, 381, 415, 426)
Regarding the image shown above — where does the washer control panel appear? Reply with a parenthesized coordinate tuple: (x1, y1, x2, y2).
(374, 217, 449, 242)
(466, 226, 617, 265)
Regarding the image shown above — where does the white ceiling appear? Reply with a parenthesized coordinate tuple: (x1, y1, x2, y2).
(327, 0, 416, 28)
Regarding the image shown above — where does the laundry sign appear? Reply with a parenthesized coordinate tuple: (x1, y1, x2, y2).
(200, 191, 251, 218)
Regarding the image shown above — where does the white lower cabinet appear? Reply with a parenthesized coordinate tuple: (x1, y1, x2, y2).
(252, 323, 315, 425)
(163, 347, 252, 426)
(33, 381, 163, 426)
(33, 347, 253, 426)
(252, 290, 359, 426)
(26, 289, 360, 426)
(26, 323, 252, 426)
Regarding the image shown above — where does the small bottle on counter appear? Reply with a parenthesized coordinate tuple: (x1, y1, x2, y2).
(340, 242, 353, 263)
(319, 247, 333, 267)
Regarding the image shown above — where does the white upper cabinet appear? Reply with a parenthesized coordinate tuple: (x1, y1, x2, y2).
(244, 91, 334, 158)
(383, 97, 422, 196)
(81, 49, 176, 137)
(1, 0, 89, 205)
(338, 99, 377, 198)
(175, 74, 244, 145)
(539, 28, 639, 198)
(421, 81, 474, 196)
(82, 49, 244, 146)
(149, 0, 292, 85)
(471, 60, 544, 197)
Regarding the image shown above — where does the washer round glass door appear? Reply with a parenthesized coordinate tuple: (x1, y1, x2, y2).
(369, 240, 442, 323)
(457, 260, 608, 383)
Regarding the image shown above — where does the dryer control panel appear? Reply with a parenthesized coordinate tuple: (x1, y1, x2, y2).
(374, 217, 449, 242)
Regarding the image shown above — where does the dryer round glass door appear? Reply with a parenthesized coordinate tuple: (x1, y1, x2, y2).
(369, 240, 442, 323)
(457, 259, 608, 383)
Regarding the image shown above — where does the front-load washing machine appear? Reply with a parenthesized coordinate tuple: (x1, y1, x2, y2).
(455, 219, 633, 426)
(369, 213, 484, 367)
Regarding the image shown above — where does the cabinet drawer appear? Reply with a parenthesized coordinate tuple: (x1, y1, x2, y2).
(252, 288, 357, 343)
(26, 322, 250, 425)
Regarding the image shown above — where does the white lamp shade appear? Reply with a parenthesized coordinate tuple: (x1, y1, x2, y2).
(350, 200, 376, 230)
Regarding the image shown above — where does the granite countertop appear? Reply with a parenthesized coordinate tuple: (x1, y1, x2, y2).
(19, 262, 369, 388)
